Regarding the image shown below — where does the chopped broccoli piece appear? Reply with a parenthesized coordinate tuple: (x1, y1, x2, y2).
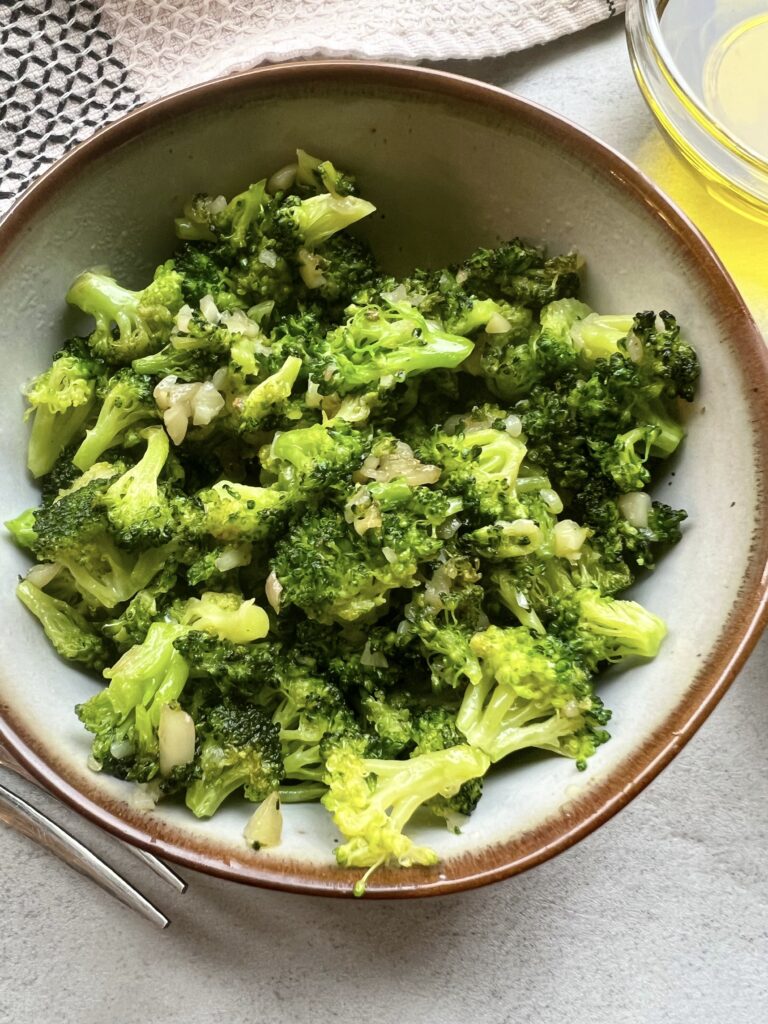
(101, 426, 175, 547)
(457, 626, 610, 767)
(67, 265, 184, 365)
(17, 578, 111, 670)
(73, 369, 157, 471)
(323, 738, 490, 894)
(185, 699, 284, 817)
(310, 301, 475, 396)
(24, 345, 105, 477)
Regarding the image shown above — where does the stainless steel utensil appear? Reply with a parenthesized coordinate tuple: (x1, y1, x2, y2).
(0, 744, 187, 894)
(0, 779, 169, 928)
(0, 742, 191, 925)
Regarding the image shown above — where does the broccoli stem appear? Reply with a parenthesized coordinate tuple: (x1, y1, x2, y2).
(282, 743, 324, 781)
(278, 783, 328, 803)
(493, 714, 586, 762)
(102, 622, 186, 717)
(28, 400, 95, 478)
(73, 382, 155, 471)
(67, 272, 141, 339)
(16, 579, 109, 670)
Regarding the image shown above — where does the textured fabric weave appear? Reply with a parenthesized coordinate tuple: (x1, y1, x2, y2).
(103, 0, 624, 99)
(1, 0, 624, 213)
(0, 1, 139, 211)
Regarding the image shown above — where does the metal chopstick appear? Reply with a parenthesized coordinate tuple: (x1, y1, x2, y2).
(0, 780, 168, 928)
(0, 745, 187, 894)
(129, 848, 187, 893)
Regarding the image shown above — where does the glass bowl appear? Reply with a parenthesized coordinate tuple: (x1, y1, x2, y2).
(626, 0, 768, 220)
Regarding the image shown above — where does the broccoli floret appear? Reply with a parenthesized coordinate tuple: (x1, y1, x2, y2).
(67, 265, 184, 365)
(372, 267, 494, 338)
(410, 707, 463, 756)
(267, 423, 370, 496)
(100, 426, 176, 547)
(131, 345, 216, 383)
(517, 333, 689, 503)
(72, 369, 157, 471)
(132, 309, 229, 382)
(227, 247, 296, 308)
(414, 421, 527, 523)
(24, 346, 105, 477)
(461, 239, 581, 307)
(40, 447, 85, 504)
(170, 243, 243, 310)
(175, 183, 304, 307)
(457, 626, 610, 767)
(374, 269, 512, 340)
(102, 586, 169, 650)
(573, 476, 687, 573)
(185, 698, 284, 817)
(16, 578, 111, 670)
(77, 594, 271, 783)
(272, 190, 376, 252)
(590, 425, 660, 492)
(184, 542, 252, 587)
(644, 500, 688, 549)
(175, 181, 268, 249)
(13, 480, 171, 608)
(233, 355, 303, 433)
(272, 487, 453, 625)
(552, 589, 667, 667)
(408, 706, 484, 822)
(271, 668, 356, 783)
(359, 689, 414, 758)
(489, 560, 566, 633)
(516, 377, 591, 494)
(410, 618, 483, 691)
(271, 508, 403, 624)
(570, 350, 686, 457)
(77, 621, 191, 782)
(309, 301, 475, 396)
(294, 150, 359, 197)
(322, 738, 490, 894)
(465, 518, 546, 560)
(632, 310, 700, 402)
(297, 233, 379, 311)
(193, 481, 288, 543)
(474, 300, 587, 402)
(173, 631, 283, 692)
(178, 158, 370, 293)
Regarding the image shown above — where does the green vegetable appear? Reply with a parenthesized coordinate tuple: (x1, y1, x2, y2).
(7, 149, 698, 895)
(67, 265, 184, 365)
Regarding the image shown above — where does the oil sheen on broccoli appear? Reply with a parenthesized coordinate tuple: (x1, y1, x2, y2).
(6, 149, 699, 895)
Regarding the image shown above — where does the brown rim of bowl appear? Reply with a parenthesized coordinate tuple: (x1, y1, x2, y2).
(2, 60, 767, 899)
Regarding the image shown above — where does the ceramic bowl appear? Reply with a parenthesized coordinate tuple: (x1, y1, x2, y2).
(1, 62, 766, 898)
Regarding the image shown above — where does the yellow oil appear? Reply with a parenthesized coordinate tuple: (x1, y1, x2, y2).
(703, 13, 768, 160)
(660, 1, 768, 161)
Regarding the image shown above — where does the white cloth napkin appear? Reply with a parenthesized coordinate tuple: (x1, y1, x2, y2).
(1, 0, 624, 212)
(104, 0, 624, 100)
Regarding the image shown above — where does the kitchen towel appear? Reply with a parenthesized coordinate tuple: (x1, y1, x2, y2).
(1, 0, 624, 211)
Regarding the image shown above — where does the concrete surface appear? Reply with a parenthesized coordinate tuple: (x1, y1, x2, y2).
(1, 17, 766, 1024)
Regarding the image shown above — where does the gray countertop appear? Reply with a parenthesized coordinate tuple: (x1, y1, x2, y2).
(1, 17, 766, 1024)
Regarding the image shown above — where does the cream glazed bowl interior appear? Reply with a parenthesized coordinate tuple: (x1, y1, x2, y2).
(1, 62, 767, 898)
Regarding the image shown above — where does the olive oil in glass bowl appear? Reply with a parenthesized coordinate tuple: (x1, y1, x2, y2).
(626, 0, 768, 219)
